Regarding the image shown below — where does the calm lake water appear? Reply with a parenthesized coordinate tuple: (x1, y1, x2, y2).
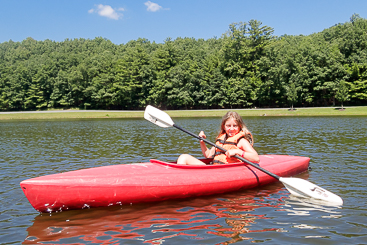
(1, 116, 366, 244)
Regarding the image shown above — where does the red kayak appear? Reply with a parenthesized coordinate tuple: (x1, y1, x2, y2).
(20, 155, 310, 213)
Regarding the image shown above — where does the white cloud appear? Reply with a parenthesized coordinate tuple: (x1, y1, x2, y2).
(88, 4, 124, 20)
(144, 1, 162, 12)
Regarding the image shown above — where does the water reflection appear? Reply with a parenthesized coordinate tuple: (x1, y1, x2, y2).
(282, 196, 342, 216)
(25, 185, 287, 244)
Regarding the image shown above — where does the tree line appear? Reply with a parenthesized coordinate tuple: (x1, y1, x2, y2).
(1, 14, 366, 111)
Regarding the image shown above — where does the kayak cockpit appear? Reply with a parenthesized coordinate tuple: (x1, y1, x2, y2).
(149, 158, 253, 169)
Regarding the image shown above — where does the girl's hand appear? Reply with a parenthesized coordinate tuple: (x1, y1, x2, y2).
(199, 131, 206, 142)
(226, 149, 240, 158)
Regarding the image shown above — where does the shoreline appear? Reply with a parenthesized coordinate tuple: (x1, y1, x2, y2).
(1, 106, 367, 120)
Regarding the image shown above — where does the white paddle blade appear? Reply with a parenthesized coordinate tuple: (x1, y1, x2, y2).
(279, 177, 343, 205)
(144, 105, 174, 128)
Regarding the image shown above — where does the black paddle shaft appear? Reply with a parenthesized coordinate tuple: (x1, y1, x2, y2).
(173, 124, 280, 180)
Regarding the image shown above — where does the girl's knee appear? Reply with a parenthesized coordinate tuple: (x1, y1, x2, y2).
(177, 154, 190, 165)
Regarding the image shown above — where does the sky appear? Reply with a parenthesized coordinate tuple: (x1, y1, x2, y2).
(1, 0, 367, 45)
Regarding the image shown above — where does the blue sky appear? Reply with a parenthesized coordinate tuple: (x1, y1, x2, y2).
(1, 0, 367, 45)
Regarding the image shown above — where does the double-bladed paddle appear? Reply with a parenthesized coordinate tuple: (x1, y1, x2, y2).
(144, 105, 343, 205)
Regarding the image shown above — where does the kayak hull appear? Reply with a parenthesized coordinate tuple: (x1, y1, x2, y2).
(20, 155, 310, 213)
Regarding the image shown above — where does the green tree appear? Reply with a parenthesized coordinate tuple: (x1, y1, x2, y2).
(335, 80, 350, 109)
(113, 44, 150, 109)
(220, 20, 274, 108)
(286, 81, 298, 110)
(344, 63, 367, 103)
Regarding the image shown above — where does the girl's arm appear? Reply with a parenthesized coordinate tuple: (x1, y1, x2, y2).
(226, 138, 260, 163)
(199, 131, 216, 158)
(200, 142, 215, 158)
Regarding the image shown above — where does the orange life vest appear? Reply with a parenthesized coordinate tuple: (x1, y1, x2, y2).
(213, 131, 251, 165)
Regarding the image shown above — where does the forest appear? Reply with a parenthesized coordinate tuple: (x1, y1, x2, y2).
(1, 14, 367, 111)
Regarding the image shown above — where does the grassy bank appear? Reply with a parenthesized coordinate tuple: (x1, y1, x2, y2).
(1, 106, 367, 120)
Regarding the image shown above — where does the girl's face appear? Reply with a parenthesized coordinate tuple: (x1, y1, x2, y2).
(224, 117, 240, 137)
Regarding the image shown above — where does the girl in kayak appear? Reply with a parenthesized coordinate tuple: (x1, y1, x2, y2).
(177, 111, 259, 165)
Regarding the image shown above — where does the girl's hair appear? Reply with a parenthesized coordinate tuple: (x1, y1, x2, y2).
(218, 111, 254, 145)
